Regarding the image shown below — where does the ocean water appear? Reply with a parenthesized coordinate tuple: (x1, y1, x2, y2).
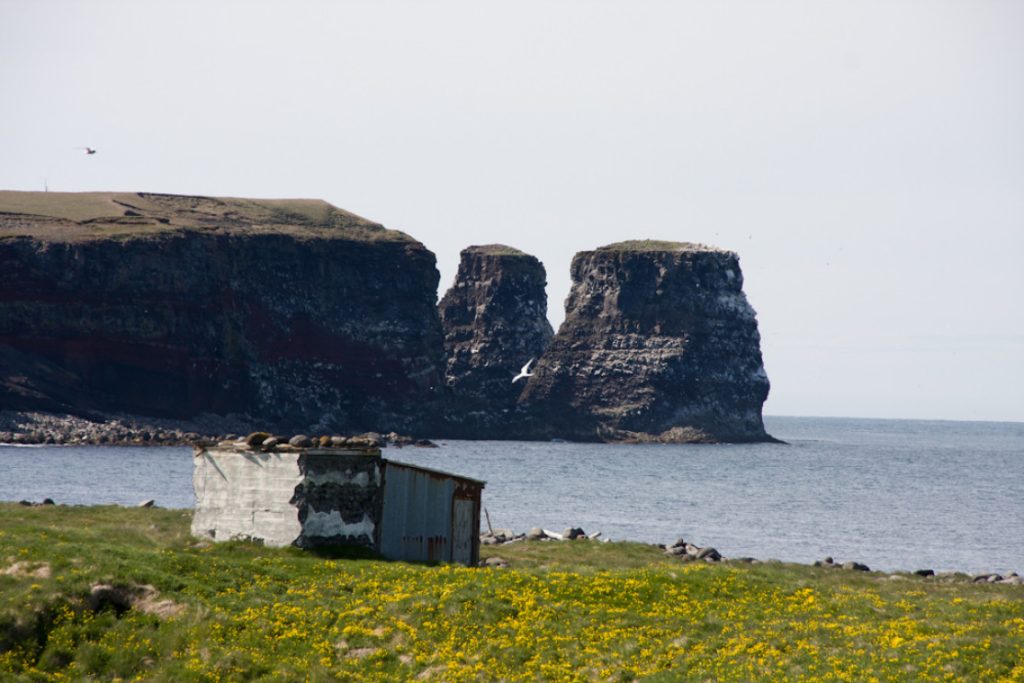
(1, 416, 1021, 573)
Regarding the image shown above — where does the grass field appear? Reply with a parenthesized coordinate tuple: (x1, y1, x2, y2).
(1, 503, 1022, 681)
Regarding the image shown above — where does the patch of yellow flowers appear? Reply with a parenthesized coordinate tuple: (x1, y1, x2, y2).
(152, 558, 1024, 682)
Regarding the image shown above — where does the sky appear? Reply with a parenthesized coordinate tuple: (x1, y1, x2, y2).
(2, 0, 1022, 422)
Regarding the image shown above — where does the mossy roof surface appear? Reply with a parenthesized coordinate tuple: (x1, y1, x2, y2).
(0, 191, 413, 243)
(463, 244, 528, 257)
(597, 240, 728, 253)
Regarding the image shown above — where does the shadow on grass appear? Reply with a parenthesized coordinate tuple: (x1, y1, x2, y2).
(301, 545, 385, 562)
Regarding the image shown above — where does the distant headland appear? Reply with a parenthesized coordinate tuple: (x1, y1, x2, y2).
(0, 190, 774, 444)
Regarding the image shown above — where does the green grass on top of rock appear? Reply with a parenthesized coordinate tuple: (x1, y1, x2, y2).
(0, 191, 414, 243)
(597, 239, 728, 254)
(1, 503, 1022, 682)
(463, 244, 528, 257)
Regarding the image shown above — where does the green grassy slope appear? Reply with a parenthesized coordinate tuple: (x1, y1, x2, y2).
(0, 191, 412, 242)
(1, 504, 1021, 682)
(596, 240, 727, 253)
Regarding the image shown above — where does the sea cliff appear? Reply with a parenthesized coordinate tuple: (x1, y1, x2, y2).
(0, 191, 445, 435)
(518, 241, 771, 442)
(438, 245, 552, 437)
(1, 192, 773, 443)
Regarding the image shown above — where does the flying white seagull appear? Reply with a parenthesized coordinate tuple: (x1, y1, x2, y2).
(512, 358, 535, 383)
(75, 147, 97, 155)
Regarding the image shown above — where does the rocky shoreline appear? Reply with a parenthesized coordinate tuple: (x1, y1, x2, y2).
(480, 526, 1024, 586)
(0, 411, 434, 448)
(0, 410, 250, 446)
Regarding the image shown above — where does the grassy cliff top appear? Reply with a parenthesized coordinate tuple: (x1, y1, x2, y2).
(0, 191, 413, 242)
(596, 240, 730, 254)
(462, 244, 528, 257)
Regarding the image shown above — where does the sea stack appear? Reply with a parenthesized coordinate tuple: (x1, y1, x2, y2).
(438, 244, 553, 436)
(519, 240, 772, 442)
(0, 191, 445, 434)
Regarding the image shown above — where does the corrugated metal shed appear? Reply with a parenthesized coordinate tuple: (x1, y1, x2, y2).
(378, 460, 484, 566)
(191, 443, 485, 567)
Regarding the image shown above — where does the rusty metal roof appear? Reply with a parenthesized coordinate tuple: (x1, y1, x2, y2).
(382, 458, 485, 488)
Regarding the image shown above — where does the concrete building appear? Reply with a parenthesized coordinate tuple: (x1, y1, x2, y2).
(191, 443, 484, 566)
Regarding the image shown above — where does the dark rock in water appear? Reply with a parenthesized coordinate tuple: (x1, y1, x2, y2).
(518, 241, 773, 443)
(438, 244, 553, 437)
(0, 191, 445, 435)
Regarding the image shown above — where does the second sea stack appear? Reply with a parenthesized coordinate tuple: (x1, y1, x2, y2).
(438, 244, 553, 436)
(519, 240, 772, 442)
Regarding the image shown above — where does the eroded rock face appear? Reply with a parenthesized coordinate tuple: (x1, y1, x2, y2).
(438, 245, 552, 436)
(0, 191, 445, 433)
(519, 241, 771, 442)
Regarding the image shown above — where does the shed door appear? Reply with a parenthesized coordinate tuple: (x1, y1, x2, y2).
(451, 498, 475, 566)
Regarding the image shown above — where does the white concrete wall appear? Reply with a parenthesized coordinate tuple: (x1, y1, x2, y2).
(191, 450, 303, 547)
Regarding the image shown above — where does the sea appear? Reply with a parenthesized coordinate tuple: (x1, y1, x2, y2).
(1, 416, 1021, 574)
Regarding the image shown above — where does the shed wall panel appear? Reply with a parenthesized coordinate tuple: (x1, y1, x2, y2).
(452, 498, 476, 566)
(191, 451, 302, 547)
(379, 463, 457, 563)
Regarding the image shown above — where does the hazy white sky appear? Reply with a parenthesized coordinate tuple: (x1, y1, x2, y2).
(2, 1, 1022, 422)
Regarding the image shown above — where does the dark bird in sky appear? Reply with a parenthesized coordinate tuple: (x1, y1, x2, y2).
(75, 147, 97, 155)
